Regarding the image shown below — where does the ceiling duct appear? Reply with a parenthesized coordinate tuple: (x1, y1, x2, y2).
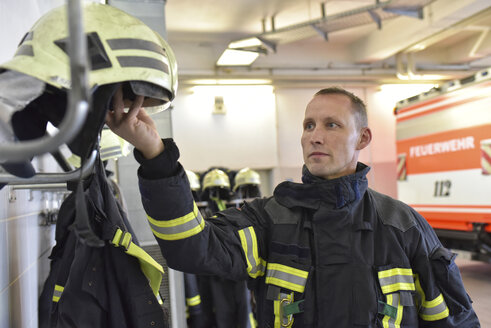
(251, 0, 437, 47)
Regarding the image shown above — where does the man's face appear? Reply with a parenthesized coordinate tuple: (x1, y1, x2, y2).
(301, 93, 370, 180)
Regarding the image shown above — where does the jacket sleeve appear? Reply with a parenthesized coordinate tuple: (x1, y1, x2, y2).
(138, 160, 270, 281)
(409, 210, 480, 327)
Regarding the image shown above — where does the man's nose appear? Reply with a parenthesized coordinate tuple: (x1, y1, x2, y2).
(310, 127, 324, 144)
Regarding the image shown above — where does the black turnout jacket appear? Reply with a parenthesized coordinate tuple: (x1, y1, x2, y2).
(136, 138, 480, 328)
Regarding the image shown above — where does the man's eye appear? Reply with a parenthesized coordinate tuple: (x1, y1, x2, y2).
(327, 122, 338, 128)
(304, 122, 314, 130)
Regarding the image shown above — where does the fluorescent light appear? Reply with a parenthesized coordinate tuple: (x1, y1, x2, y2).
(216, 49, 259, 66)
(229, 37, 263, 49)
(188, 79, 272, 85)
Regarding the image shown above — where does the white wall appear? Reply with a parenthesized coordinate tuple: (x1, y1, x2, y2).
(171, 85, 278, 171)
(0, 0, 65, 64)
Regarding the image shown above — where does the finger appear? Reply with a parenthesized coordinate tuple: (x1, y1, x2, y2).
(105, 111, 114, 127)
(127, 95, 145, 120)
(136, 107, 156, 128)
(111, 85, 125, 119)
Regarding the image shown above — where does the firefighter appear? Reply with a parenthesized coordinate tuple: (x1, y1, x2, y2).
(107, 86, 481, 325)
(0, 2, 178, 327)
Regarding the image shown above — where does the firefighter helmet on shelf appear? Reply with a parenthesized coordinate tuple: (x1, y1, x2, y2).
(233, 167, 261, 191)
(202, 169, 230, 191)
(186, 170, 201, 192)
(0, 2, 178, 114)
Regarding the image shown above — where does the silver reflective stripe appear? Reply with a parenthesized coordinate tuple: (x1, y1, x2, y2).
(421, 300, 448, 316)
(147, 203, 205, 240)
(383, 293, 402, 328)
(378, 268, 415, 294)
(100, 150, 122, 159)
(379, 274, 414, 289)
(420, 293, 449, 321)
(100, 146, 121, 154)
(388, 293, 400, 328)
(238, 226, 265, 278)
(265, 263, 308, 293)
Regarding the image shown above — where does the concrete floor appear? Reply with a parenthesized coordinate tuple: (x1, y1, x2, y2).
(455, 256, 491, 327)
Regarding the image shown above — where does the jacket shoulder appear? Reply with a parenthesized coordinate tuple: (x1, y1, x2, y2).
(264, 197, 303, 224)
(368, 188, 416, 232)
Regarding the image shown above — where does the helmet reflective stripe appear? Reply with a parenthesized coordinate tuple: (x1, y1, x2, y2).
(233, 167, 261, 191)
(203, 169, 230, 190)
(117, 56, 168, 73)
(107, 38, 167, 56)
(15, 45, 34, 57)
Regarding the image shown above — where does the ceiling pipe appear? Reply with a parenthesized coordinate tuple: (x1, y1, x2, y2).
(468, 26, 490, 58)
(396, 52, 409, 80)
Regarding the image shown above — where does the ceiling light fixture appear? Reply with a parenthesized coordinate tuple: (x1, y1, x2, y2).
(216, 49, 260, 66)
(216, 37, 276, 66)
(188, 78, 272, 85)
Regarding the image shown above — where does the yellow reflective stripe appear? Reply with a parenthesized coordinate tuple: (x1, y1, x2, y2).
(425, 293, 444, 308)
(211, 197, 227, 211)
(381, 283, 415, 294)
(52, 284, 64, 302)
(414, 274, 449, 321)
(395, 295, 403, 328)
(111, 228, 164, 298)
(378, 268, 413, 278)
(186, 295, 201, 307)
(266, 263, 309, 293)
(268, 263, 309, 278)
(382, 293, 403, 328)
(378, 268, 415, 294)
(274, 298, 281, 328)
(249, 312, 257, 328)
(420, 294, 449, 321)
(238, 226, 266, 278)
(382, 294, 391, 328)
(147, 202, 205, 240)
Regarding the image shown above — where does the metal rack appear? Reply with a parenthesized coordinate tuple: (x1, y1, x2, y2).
(0, 0, 91, 186)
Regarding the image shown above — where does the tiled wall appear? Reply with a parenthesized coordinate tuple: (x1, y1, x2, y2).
(0, 157, 60, 328)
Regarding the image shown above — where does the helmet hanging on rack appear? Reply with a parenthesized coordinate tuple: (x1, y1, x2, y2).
(1, 2, 177, 112)
(0, 2, 178, 159)
(186, 170, 201, 192)
(203, 169, 230, 191)
(233, 167, 262, 199)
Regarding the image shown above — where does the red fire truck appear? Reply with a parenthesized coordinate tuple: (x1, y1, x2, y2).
(394, 68, 491, 262)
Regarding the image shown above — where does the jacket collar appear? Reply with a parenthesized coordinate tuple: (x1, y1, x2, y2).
(273, 163, 370, 210)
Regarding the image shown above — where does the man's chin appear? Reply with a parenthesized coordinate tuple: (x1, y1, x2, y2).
(306, 164, 330, 179)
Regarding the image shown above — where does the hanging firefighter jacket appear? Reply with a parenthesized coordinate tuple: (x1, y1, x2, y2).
(194, 170, 255, 328)
(134, 138, 480, 328)
(39, 159, 168, 328)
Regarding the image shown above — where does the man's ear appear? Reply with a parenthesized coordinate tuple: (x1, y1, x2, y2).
(356, 127, 372, 150)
